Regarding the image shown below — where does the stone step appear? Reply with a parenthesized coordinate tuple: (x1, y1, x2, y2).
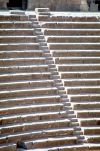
(0, 65, 48, 74)
(43, 29, 100, 36)
(79, 118, 100, 126)
(0, 127, 74, 144)
(86, 135, 100, 143)
(0, 87, 58, 99)
(0, 80, 54, 90)
(60, 71, 100, 79)
(0, 36, 38, 43)
(0, 21, 32, 28)
(72, 102, 100, 110)
(0, 50, 43, 58)
(50, 15, 99, 22)
(21, 136, 77, 149)
(0, 29, 35, 36)
(69, 94, 100, 102)
(48, 43, 100, 50)
(0, 58, 46, 66)
(52, 50, 100, 57)
(57, 64, 100, 72)
(82, 127, 100, 135)
(0, 43, 40, 50)
(75, 110, 100, 118)
(0, 95, 61, 107)
(46, 36, 100, 43)
(0, 72, 51, 82)
(0, 143, 16, 151)
(54, 57, 100, 64)
(66, 86, 100, 94)
(41, 22, 100, 28)
(63, 79, 100, 86)
(0, 103, 63, 116)
(0, 15, 25, 21)
(0, 117, 69, 134)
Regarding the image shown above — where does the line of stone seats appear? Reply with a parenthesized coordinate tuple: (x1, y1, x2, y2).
(0, 15, 29, 21)
(0, 36, 38, 43)
(45, 36, 100, 43)
(41, 22, 100, 29)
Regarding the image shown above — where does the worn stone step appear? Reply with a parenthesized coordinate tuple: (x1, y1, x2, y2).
(0, 50, 43, 58)
(72, 102, 100, 110)
(86, 135, 100, 143)
(21, 136, 77, 149)
(79, 118, 100, 126)
(63, 79, 100, 86)
(0, 87, 58, 99)
(0, 65, 48, 74)
(54, 57, 100, 64)
(48, 43, 100, 50)
(82, 127, 100, 135)
(0, 15, 23, 21)
(69, 94, 100, 102)
(0, 29, 34, 35)
(60, 71, 100, 79)
(0, 43, 40, 50)
(0, 95, 61, 107)
(41, 22, 100, 28)
(0, 103, 63, 116)
(0, 21, 32, 28)
(0, 58, 46, 66)
(0, 36, 38, 43)
(0, 143, 16, 151)
(52, 50, 100, 57)
(46, 36, 100, 43)
(0, 117, 69, 134)
(43, 29, 100, 36)
(0, 80, 54, 90)
(49, 15, 99, 22)
(57, 64, 100, 72)
(0, 72, 51, 82)
(37, 15, 50, 21)
(75, 110, 100, 118)
(66, 86, 100, 94)
(0, 127, 74, 144)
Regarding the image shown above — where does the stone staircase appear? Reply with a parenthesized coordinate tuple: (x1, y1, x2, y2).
(39, 8, 100, 148)
(0, 9, 100, 151)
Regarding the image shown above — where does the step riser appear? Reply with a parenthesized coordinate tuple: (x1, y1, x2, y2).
(0, 59, 45, 66)
(0, 30, 34, 36)
(0, 22, 32, 28)
(0, 51, 43, 58)
(0, 37, 37, 43)
(0, 66, 48, 74)
(77, 112, 100, 118)
(61, 73, 100, 79)
(47, 37, 100, 43)
(44, 30, 100, 36)
(58, 65, 100, 72)
(54, 58, 100, 64)
(0, 15, 28, 21)
(0, 96, 60, 107)
(52, 51, 100, 57)
(42, 23, 100, 28)
(49, 44, 100, 50)
(0, 44, 40, 50)
(0, 89, 57, 99)
(80, 119, 100, 126)
(73, 103, 100, 110)
(0, 73, 51, 82)
(87, 137, 100, 143)
(66, 88, 100, 94)
(69, 96, 100, 102)
(63, 80, 100, 86)
(0, 81, 54, 90)
(84, 129, 100, 135)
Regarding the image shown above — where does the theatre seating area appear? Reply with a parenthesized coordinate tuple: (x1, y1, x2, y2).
(0, 9, 100, 151)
